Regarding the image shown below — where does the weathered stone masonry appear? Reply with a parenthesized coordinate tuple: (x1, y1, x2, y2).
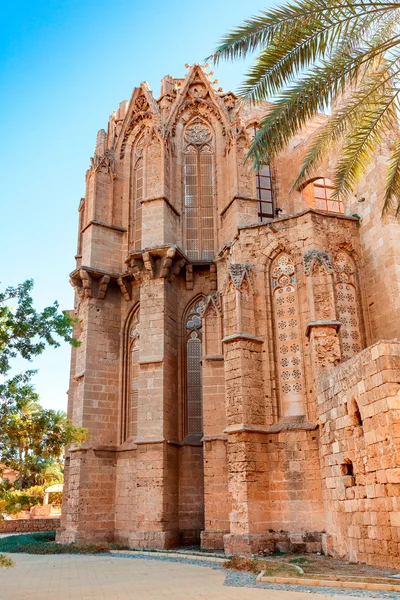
(59, 64, 400, 567)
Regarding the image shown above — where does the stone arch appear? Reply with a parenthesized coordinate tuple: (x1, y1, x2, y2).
(182, 295, 205, 438)
(182, 119, 216, 261)
(333, 251, 363, 360)
(121, 303, 140, 443)
(129, 134, 145, 249)
(270, 252, 306, 418)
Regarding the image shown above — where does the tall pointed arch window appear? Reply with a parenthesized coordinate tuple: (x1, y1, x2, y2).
(184, 298, 204, 436)
(129, 137, 144, 249)
(271, 254, 306, 417)
(122, 307, 140, 442)
(184, 122, 215, 261)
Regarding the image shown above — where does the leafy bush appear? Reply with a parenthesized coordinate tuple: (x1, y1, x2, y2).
(0, 486, 44, 515)
(0, 553, 14, 568)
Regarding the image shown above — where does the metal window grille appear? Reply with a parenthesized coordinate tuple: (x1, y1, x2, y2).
(184, 124, 215, 261)
(185, 299, 203, 435)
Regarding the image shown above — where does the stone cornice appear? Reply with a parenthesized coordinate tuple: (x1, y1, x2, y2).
(81, 220, 126, 234)
(237, 208, 359, 232)
(222, 333, 263, 344)
(140, 195, 180, 217)
(220, 195, 258, 218)
(305, 320, 342, 337)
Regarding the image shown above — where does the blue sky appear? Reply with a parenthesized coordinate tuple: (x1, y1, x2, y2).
(0, 0, 273, 411)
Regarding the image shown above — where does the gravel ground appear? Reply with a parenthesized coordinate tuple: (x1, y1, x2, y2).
(113, 553, 400, 599)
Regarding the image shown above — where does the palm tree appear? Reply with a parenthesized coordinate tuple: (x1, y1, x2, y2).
(208, 0, 400, 214)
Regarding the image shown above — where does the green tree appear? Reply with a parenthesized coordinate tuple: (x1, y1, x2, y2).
(0, 400, 86, 489)
(209, 0, 400, 213)
(0, 280, 84, 487)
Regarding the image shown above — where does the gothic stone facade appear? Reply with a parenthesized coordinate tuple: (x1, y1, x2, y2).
(59, 65, 400, 567)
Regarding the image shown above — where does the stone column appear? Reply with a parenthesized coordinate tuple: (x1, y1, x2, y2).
(125, 246, 186, 549)
(58, 273, 119, 544)
(303, 249, 342, 396)
(199, 293, 231, 549)
(221, 264, 268, 555)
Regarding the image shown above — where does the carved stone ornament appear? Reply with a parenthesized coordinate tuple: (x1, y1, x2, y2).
(303, 248, 333, 275)
(125, 245, 187, 282)
(189, 83, 208, 99)
(133, 95, 149, 113)
(70, 268, 113, 300)
(228, 263, 252, 290)
(199, 291, 222, 317)
(222, 92, 238, 111)
(90, 149, 116, 179)
(184, 123, 212, 146)
(313, 328, 341, 368)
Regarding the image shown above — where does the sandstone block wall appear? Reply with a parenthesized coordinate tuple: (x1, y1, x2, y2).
(317, 341, 400, 568)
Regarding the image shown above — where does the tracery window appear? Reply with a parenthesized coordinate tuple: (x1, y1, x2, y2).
(184, 298, 204, 435)
(312, 178, 344, 214)
(271, 254, 306, 417)
(333, 252, 362, 360)
(129, 138, 144, 249)
(122, 307, 140, 441)
(184, 122, 215, 261)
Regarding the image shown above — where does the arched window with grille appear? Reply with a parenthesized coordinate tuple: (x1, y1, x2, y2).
(183, 121, 215, 261)
(129, 137, 144, 249)
(302, 178, 344, 214)
(271, 253, 306, 417)
(122, 307, 140, 442)
(184, 297, 204, 436)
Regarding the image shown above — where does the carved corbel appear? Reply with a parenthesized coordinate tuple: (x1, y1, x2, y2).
(80, 269, 93, 298)
(69, 267, 117, 300)
(97, 275, 110, 300)
(186, 264, 194, 290)
(125, 245, 187, 281)
(117, 277, 132, 301)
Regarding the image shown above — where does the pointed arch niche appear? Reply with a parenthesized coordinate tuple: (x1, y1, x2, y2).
(183, 120, 215, 261)
(271, 253, 306, 418)
(129, 135, 144, 249)
(333, 251, 363, 360)
(183, 296, 204, 437)
(121, 305, 140, 442)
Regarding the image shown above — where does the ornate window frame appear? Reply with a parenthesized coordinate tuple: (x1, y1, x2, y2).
(129, 135, 145, 249)
(270, 253, 306, 418)
(183, 119, 216, 262)
(121, 304, 140, 443)
(182, 295, 205, 438)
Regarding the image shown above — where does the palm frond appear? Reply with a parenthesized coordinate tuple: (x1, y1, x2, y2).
(239, 9, 395, 101)
(333, 88, 400, 196)
(208, 0, 400, 63)
(292, 54, 400, 188)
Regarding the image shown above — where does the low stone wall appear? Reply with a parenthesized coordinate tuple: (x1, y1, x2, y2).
(317, 340, 400, 568)
(0, 518, 60, 533)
